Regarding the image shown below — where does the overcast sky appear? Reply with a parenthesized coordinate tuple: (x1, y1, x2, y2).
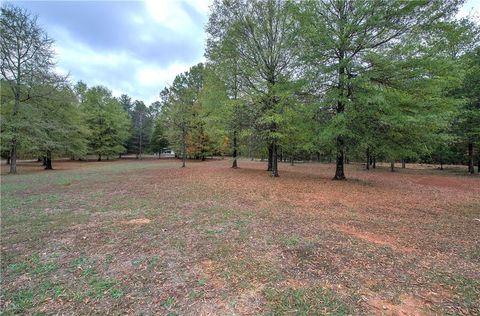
(6, 0, 480, 105)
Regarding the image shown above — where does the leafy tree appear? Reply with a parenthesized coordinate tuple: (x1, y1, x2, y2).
(150, 115, 169, 157)
(161, 64, 205, 167)
(295, 0, 462, 179)
(207, 0, 298, 176)
(0, 3, 63, 173)
(129, 100, 153, 159)
(455, 47, 480, 174)
(33, 84, 88, 169)
(81, 86, 131, 160)
(118, 94, 133, 114)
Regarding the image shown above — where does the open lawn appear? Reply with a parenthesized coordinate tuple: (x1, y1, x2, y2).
(1, 159, 479, 315)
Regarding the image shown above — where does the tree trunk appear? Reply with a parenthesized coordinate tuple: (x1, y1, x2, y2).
(267, 143, 273, 171)
(45, 151, 53, 170)
(9, 95, 20, 174)
(271, 142, 279, 177)
(333, 54, 347, 180)
(478, 158, 480, 173)
(373, 156, 376, 169)
(402, 159, 406, 169)
(182, 133, 187, 168)
(9, 143, 17, 174)
(98, 154, 102, 161)
(232, 130, 238, 168)
(366, 147, 370, 170)
(468, 143, 474, 174)
(333, 136, 346, 180)
(390, 161, 395, 172)
(7, 156, 10, 165)
(290, 157, 294, 166)
(440, 159, 443, 170)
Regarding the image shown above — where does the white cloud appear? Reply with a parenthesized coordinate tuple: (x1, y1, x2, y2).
(145, 0, 194, 34)
(458, 0, 480, 20)
(136, 63, 191, 87)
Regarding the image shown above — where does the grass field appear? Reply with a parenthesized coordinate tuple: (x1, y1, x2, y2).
(1, 159, 479, 315)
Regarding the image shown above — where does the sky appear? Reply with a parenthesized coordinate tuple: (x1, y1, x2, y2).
(4, 0, 480, 105)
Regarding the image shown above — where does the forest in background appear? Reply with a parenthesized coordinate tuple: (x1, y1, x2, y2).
(1, 0, 479, 179)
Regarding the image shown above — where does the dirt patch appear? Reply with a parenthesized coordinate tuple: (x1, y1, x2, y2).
(122, 218, 151, 225)
(334, 224, 416, 253)
(367, 295, 430, 316)
(197, 259, 226, 289)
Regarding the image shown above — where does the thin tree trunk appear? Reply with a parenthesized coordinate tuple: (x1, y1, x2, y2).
(333, 136, 346, 180)
(440, 159, 443, 170)
(45, 151, 53, 170)
(366, 147, 370, 170)
(232, 130, 238, 168)
(267, 143, 273, 171)
(478, 158, 480, 173)
(290, 157, 294, 166)
(182, 130, 187, 168)
(9, 98, 20, 174)
(402, 159, 406, 169)
(468, 143, 474, 174)
(9, 143, 17, 174)
(271, 142, 279, 177)
(6, 156, 10, 165)
(373, 156, 376, 169)
(390, 161, 395, 172)
(42, 156, 47, 166)
(98, 154, 102, 161)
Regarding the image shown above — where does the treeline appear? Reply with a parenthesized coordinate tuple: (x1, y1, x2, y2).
(0, 5, 169, 173)
(1, 1, 479, 179)
(157, 0, 480, 178)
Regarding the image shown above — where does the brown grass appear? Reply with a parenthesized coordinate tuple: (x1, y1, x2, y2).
(1, 159, 479, 315)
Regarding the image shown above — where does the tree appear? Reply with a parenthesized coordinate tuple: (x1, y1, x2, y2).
(161, 64, 205, 167)
(118, 94, 133, 114)
(295, 0, 462, 179)
(455, 47, 480, 174)
(129, 100, 153, 159)
(81, 86, 131, 160)
(1, 3, 61, 173)
(150, 115, 169, 157)
(34, 84, 88, 169)
(206, 0, 298, 177)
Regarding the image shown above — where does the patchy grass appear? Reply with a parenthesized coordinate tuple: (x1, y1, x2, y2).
(1, 158, 479, 314)
(264, 286, 352, 315)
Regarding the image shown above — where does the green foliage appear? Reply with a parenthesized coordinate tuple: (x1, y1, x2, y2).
(80, 85, 131, 160)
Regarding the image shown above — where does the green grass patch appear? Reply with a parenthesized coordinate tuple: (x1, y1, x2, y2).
(263, 286, 352, 315)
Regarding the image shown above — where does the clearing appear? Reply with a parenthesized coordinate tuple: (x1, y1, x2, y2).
(1, 159, 479, 315)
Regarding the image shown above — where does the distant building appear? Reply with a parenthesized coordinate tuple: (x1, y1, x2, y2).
(160, 148, 175, 158)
